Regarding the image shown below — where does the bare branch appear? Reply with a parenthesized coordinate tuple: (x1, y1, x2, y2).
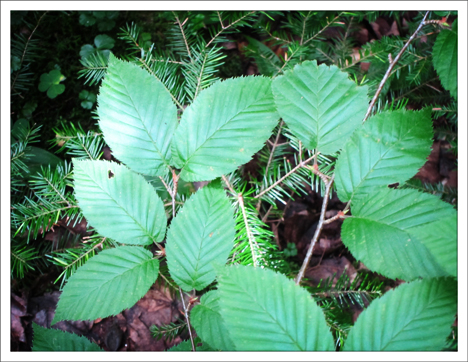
(178, 287, 195, 351)
(295, 174, 335, 285)
(362, 11, 430, 123)
(221, 175, 237, 196)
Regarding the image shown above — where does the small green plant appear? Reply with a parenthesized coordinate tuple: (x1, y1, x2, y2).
(80, 34, 115, 60)
(38, 69, 65, 99)
(78, 90, 96, 109)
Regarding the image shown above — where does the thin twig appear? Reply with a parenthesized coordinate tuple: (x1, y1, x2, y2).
(323, 211, 348, 225)
(217, 11, 225, 29)
(255, 154, 319, 199)
(295, 174, 335, 285)
(261, 204, 274, 223)
(158, 176, 173, 195)
(303, 12, 344, 45)
(178, 287, 195, 351)
(256, 121, 284, 210)
(221, 175, 237, 196)
(300, 11, 311, 46)
(206, 11, 256, 48)
(362, 11, 430, 123)
(394, 77, 439, 101)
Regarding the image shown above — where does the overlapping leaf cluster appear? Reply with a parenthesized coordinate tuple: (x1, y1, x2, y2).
(31, 46, 457, 352)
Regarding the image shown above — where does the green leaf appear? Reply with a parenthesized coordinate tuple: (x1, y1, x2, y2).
(171, 76, 279, 182)
(47, 84, 65, 99)
(216, 265, 335, 351)
(343, 278, 457, 351)
(94, 34, 115, 50)
(335, 108, 433, 202)
(341, 188, 456, 281)
(166, 181, 235, 291)
(24, 146, 64, 177)
(38, 70, 66, 98)
(79, 12, 96, 27)
(52, 246, 159, 323)
(432, 23, 457, 99)
(190, 290, 235, 351)
(97, 53, 178, 176)
(33, 323, 102, 351)
(11, 55, 21, 72)
(73, 159, 166, 245)
(79, 90, 96, 109)
(272, 60, 369, 155)
(79, 44, 95, 59)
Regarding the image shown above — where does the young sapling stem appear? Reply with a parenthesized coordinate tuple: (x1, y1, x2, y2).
(295, 174, 335, 285)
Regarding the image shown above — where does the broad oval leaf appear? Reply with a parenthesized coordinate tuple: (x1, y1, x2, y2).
(97, 53, 178, 176)
(166, 181, 235, 291)
(341, 188, 457, 280)
(335, 108, 433, 202)
(52, 246, 159, 323)
(171, 76, 279, 181)
(216, 265, 335, 351)
(343, 278, 457, 351)
(432, 20, 457, 99)
(73, 159, 166, 245)
(190, 290, 235, 351)
(32, 323, 103, 351)
(272, 60, 369, 155)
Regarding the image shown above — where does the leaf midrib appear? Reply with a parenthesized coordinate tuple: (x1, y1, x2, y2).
(231, 278, 305, 350)
(379, 286, 451, 350)
(348, 123, 419, 202)
(113, 70, 171, 169)
(77, 165, 159, 243)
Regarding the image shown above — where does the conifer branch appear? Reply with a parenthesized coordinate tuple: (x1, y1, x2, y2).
(362, 11, 430, 123)
(295, 173, 335, 285)
(303, 12, 344, 45)
(206, 11, 256, 48)
(255, 153, 319, 199)
(193, 51, 208, 100)
(173, 12, 192, 61)
(300, 12, 312, 46)
(11, 11, 48, 93)
(238, 194, 259, 267)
